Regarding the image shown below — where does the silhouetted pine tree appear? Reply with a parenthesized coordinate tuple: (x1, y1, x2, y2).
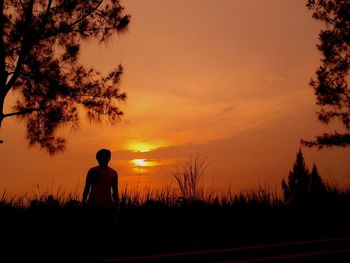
(302, 0, 350, 147)
(309, 164, 325, 201)
(282, 149, 310, 204)
(0, 0, 130, 154)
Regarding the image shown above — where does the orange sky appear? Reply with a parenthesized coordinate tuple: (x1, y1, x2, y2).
(0, 0, 349, 195)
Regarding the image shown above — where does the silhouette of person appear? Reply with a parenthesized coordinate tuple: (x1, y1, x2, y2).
(82, 149, 119, 263)
(82, 149, 119, 208)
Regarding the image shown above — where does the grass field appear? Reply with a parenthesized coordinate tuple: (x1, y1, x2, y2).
(1, 182, 350, 263)
(1, 157, 349, 262)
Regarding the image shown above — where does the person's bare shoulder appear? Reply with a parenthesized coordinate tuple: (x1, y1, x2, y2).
(88, 166, 100, 173)
(108, 167, 118, 176)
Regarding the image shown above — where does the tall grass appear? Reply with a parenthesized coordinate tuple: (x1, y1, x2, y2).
(172, 155, 208, 201)
(1, 159, 350, 210)
(0, 185, 326, 210)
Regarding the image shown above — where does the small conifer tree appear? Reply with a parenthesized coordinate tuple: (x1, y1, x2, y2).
(282, 150, 326, 205)
(282, 149, 310, 204)
(309, 164, 325, 200)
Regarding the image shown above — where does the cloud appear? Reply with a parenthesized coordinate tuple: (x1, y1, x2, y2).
(112, 112, 350, 192)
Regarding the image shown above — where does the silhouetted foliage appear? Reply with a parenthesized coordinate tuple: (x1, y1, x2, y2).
(0, 0, 130, 154)
(302, 0, 350, 147)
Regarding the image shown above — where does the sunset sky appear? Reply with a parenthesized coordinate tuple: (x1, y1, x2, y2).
(0, 0, 349, 195)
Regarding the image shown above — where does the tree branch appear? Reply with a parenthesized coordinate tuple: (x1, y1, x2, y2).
(5, 0, 35, 96)
(301, 132, 350, 148)
(38, 0, 53, 33)
(0, 0, 6, 89)
(2, 107, 42, 119)
(39, 0, 104, 40)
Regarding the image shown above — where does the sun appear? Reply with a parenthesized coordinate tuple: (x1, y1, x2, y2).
(130, 159, 158, 167)
(132, 159, 148, 167)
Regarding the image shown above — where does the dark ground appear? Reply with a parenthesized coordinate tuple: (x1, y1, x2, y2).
(2, 198, 350, 263)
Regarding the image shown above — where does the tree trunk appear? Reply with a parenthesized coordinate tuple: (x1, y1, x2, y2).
(0, 93, 4, 128)
(0, 93, 4, 143)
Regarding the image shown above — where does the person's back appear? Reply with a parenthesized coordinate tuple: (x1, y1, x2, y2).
(83, 149, 118, 208)
(87, 166, 117, 207)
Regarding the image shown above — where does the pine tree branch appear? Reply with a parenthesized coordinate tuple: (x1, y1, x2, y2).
(0, 0, 6, 88)
(301, 132, 350, 148)
(5, 0, 35, 96)
(2, 108, 42, 119)
(39, 0, 104, 40)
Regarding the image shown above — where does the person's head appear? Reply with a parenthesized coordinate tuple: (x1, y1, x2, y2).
(96, 149, 111, 167)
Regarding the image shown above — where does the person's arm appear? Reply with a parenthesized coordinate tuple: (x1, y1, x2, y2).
(82, 170, 92, 204)
(112, 171, 119, 207)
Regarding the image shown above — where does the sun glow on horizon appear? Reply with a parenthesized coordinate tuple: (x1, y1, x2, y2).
(130, 158, 159, 174)
(130, 159, 158, 167)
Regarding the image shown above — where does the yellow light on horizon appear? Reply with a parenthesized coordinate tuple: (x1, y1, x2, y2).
(125, 141, 166, 153)
(126, 142, 155, 153)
